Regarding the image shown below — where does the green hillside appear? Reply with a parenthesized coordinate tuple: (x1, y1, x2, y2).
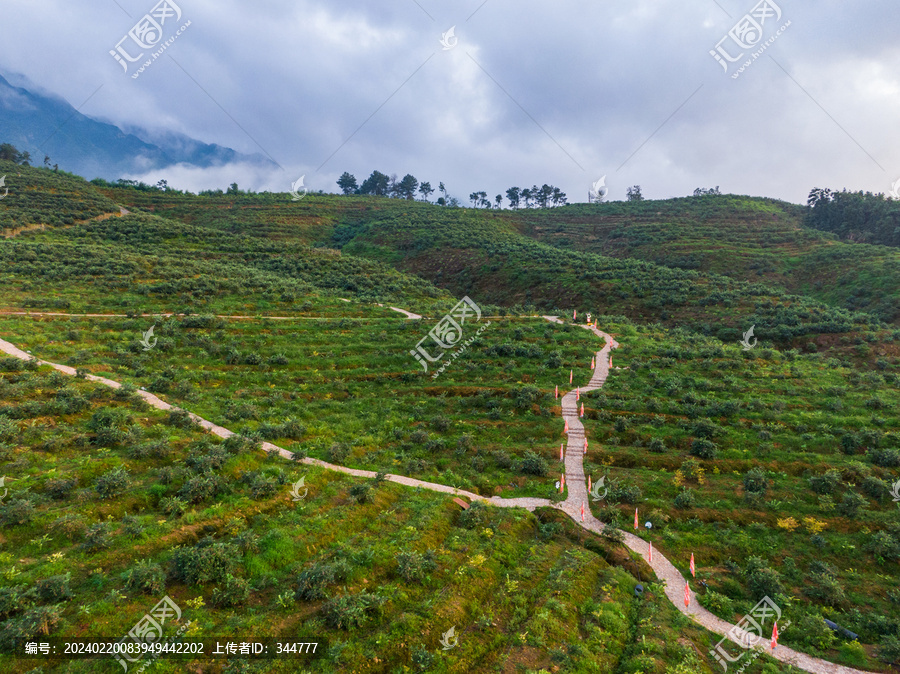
(0, 165, 898, 672)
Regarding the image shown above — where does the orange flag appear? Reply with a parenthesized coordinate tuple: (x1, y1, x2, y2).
(561, 473, 566, 491)
(684, 582, 690, 607)
(581, 501, 585, 522)
(690, 553, 695, 577)
(555, 385, 558, 399)
(564, 419, 569, 434)
(591, 356, 595, 369)
(588, 475, 592, 491)
(648, 541, 652, 563)
(576, 387, 580, 400)
(569, 369, 573, 384)
(634, 508, 638, 529)
(560, 443, 564, 461)
(771, 622, 779, 650)
(583, 438, 588, 454)
(579, 403, 584, 418)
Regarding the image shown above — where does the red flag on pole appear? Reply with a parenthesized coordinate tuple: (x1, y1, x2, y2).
(560, 443, 564, 461)
(564, 419, 569, 434)
(648, 541, 652, 563)
(609, 355, 613, 368)
(591, 356, 595, 369)
(690, 553, 695, 577)
(634, 508, 638, 529)
(573, 309, 576, 320)
(771, 622, 779, 650)
(569, 369, 573, 384)
(581, 501, 585, 522)
(583, 438, 588, 454)
(594, 320, 597, 328)
(588, 475, 592, 491)
(684, 582, 690, 607)
(579, 403, 584, 418)
(555, 385, 558, 399)
(561, 473, 566, 492)
(576, 387, 580, 400)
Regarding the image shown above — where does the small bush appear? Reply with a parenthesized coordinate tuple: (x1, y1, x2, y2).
(94, 467, 131, 499)
(520, 451, 548, 477)
(327, 442, 350, 463)
(160, 496, 187, 518)
(743, 467, 768, 495)
(123, 560, 164, 595)
(0, 498, 36, 527)
(321, 592, 383, 630)
(457, 501, 488, 529)
(81, 523, 111, 553)
(395, 551, 436, 583)
(648, 438, 666, 453)
(35, 574, 72, 603)
(837, 491, 867, 519)
(45, 477, 77, 501)
(0, 605, 63, 651)
(211, 574, 250, 608)
(673, 489, 696, 509)
(689, 438, 717, 459)
(295, 563, 337, 601)
(169, 538, 236, 585)
(808, 470, 841, 495)
(349, 483, 372, 504)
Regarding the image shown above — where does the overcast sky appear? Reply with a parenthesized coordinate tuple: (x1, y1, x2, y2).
(2, 0, 898, 203)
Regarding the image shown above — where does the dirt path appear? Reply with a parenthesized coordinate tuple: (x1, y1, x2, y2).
(0, 306, 422, 320)
(0, 320, 870, 674)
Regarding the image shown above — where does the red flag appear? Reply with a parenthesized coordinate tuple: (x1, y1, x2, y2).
(648, 541, 652, 563)
(564, 419, 569, 434)
(555, 385, 558, 399)
(569, 369, 573, 384)
(573, 309, 576, 320)
(684, 582, 690, 607)
(583, 438, 588, 454)
(581, 501, 585, 522)
(591, 356, 595, 369)
(771, 622, 779, 650)
(576, 387, 580, 400)
(588, 475, 592, 491)
(560, 443, 564, 461)
(579, 403, 584, 418)
(609, 355, 613, 368)
(594, 319, 597, 328)
(561, 473, 566, 492)
(690, 553, 695, 577)
(634, 508, 638, 529)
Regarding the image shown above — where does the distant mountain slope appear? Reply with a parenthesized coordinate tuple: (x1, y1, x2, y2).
(0, 72, 274, 180)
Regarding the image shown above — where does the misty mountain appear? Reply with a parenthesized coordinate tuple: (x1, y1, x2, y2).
(0, 72, 275, 181)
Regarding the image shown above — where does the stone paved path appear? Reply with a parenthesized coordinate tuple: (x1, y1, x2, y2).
(0, 317, 871, 673)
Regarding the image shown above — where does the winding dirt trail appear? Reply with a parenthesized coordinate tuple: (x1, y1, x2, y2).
(0, 318, 871, 674)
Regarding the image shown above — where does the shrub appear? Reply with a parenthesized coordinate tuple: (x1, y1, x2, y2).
(698, 589, 733, 617)
(840, 433, 861, 455)
(743, 467, 768, 495)
(49, 513, 86, 540)
(409, 430, 428, 445)
(0, 497, 36, 526)
(295, 563, 337, 601)
(81, 523, 111, 553)
(861, 476, 889, 500)
(211, 574, 250, 608)
(520, 451, 548, 476)
(879, 635, 900, 665)
(327, 442, 350, 463)
(123, 560, 164, 595)
(673, 489, 696, 509)
(395, 550, 436, 584)
(868, 448, 900, 468)
(35, 575, 72, 603)
(160, 496, 187, 517)
(608, 483, 642, 504)
(94, 467, 131, 499)
(689, 438, 717, 459)
(321, 592, 383, 629)
(457, 501, 488, 529)
(808, 470, 841, 495)
(166, 409, 197, 430)
(648, 438, 666, 453)
(0, 605, 63, 651)
(121, 514, 145, 539)
(169, 538, 236, 585)
(837, 491, 867, 519)
(865, 531, 900, 561)
(45, 478, 77, 501)
(86, 407, 132, 446)
(349, 483, 372, 504)
(0, 417, 20, 441)
(745, 557, 783, 600)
